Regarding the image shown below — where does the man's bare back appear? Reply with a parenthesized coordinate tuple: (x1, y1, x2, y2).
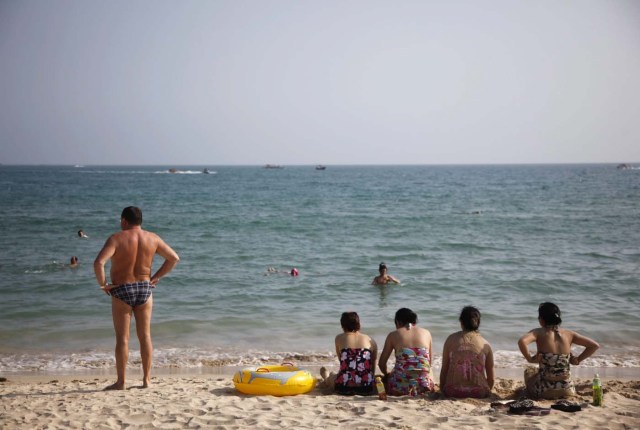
(96, 228, 176, 286)
(94, 222, 179, 289)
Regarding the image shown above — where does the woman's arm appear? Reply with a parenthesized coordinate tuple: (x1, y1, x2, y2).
(378, 334, 393, 375)
(370, 337, 378, 373)
(569, 331, 600, 365)
(428, 335, 433, 367)
(439, 337, 451, 391)
(485, 344, 495, 390)
(518, 330, 539, 363)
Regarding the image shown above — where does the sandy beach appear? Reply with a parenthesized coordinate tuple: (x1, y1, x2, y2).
(1, 372, 639, 429)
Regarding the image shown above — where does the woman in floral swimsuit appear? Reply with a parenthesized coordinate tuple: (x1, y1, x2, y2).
(378, 308, 435, 396)
(319, 312, 377, 395)
(518, 302, 600, 399)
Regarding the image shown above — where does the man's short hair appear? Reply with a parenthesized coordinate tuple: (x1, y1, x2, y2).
(121, 206, 143, 225)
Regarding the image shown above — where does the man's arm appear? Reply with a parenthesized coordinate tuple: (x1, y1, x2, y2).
(94, 236, 117, 292)
(150, 237, 180, 285)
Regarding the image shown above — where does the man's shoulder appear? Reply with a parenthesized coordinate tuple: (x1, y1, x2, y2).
(111, 228, 159, 240)
(108, 230, 126, 241)
(140, 229, 159, 238)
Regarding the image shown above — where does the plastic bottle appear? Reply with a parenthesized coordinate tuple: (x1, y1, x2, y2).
(375, 376, 387, 400)
(592, 373, 603, 406)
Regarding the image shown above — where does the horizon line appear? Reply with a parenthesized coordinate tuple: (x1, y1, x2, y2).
(0, 161, 638, 167)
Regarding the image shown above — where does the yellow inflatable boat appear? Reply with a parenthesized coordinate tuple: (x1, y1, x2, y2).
(233, 364, 316, 396)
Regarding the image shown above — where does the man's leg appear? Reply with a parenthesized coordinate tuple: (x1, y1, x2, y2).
(105, 297, 132, 390)
(133, 295, 153, 388)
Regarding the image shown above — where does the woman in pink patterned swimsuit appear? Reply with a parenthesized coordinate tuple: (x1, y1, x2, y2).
(440, 306, 494, 398)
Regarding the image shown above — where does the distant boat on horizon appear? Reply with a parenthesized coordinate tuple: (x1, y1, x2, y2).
(315, 165, 326, 170)
(264, 164, 283, 169)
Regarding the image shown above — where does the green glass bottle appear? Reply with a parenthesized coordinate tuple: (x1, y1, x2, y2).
(592, 373, 603, 406)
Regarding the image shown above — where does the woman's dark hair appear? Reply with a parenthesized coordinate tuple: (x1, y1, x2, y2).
(459, 306, 481, 331)
(395, 308, 417, 326)
(538, 302, 562, 326)
(379, 262, 387, 273)
(340, 312, 361, 332)
(121, 206, 143, 225)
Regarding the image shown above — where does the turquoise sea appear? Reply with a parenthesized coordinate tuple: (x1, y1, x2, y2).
(0, 164, 639, 374)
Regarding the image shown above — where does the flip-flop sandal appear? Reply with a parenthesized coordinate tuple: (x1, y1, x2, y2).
(551, 400, 582, 412)
(508, 398, 535, 414)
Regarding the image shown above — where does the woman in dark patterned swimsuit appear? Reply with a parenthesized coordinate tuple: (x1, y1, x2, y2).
(518, 302, 600, 399)
(318, 312, 378, 395)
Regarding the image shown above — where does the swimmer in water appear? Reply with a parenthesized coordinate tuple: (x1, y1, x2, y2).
(265, 267, 299, 276)
(372, 262, 400, 285)
(70, 256, 79, 267)
(78, 229, 89, 238)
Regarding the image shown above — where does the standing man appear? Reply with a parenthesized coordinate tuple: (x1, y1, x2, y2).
(94, 206, 179, 390)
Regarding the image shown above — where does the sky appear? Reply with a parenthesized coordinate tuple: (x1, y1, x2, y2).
(1, 1, 639, 165)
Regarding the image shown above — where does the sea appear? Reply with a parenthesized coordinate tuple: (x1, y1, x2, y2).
(0, 164, 639, 376)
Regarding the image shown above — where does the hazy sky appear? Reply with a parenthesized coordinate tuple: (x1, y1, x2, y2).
(1, 1, 639, 165)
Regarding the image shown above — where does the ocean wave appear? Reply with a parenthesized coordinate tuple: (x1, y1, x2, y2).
(0, 348, 334, 373)
(155, 170, 215, 175)
(71, 170, 216, 175)
(74, 170, 153, 174)
(578, 252, 621, 260)
(440, 242, 499, 251)
(2, 347, 639, 374)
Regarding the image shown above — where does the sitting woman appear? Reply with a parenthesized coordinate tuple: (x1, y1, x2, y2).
(518, 302, 600, 399)
(440, 306, 494, 398)
(319, 311, 377, 395)
(378, 308, 435, 396)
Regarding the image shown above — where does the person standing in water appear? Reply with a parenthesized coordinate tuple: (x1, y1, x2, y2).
(94, 206, 180, 390)
(372, 262, 400, 285)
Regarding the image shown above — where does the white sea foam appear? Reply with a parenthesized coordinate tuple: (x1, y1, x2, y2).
(154, 170, 213, 175)
(2, 347, 639, 374)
